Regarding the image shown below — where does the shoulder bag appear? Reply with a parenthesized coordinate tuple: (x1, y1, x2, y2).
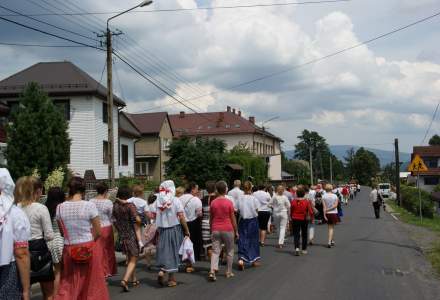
(57, 205, 93, 264)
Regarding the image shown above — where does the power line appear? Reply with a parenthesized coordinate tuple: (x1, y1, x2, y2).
(134, 9, 440, 113)
(0, 1, 351, 17)
(421, 101, 440, 145)
(112, 50, 216, 124)
(0, 41, 86, 47)
(0, 16, 104, 50)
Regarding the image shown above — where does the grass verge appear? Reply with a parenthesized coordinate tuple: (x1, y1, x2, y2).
(387, 200, 440, 276)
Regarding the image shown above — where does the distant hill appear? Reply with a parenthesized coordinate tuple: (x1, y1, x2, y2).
(284, 145, 411, 169)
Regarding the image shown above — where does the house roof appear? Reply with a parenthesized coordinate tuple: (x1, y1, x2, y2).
(413, 146, 440, 157)
(168, 111, 283, 142)
(0, 62, 126, 106)
(119, 112, 141, 138)
(126, 112, 170, 135)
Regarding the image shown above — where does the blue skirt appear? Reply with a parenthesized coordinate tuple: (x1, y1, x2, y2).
(0, 262, 22, 300)
(156, 225, 184, 273)
(238, 217, 260, 263)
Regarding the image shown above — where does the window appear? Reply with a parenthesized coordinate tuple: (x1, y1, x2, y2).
(135, 161, 149, 176)
(121, 144, 128, 166)
(102, 102, 108, 123)
(103, 141, 109, 164)
(225, 124, 231, 128)
(424, 177, 439, 186)
(162, 138, 170, 151)
(234, 124, 240, 128)
(423, 157, 438, 168)
(54, 99, 70, 120)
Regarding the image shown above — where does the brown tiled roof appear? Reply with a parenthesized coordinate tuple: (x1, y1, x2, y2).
(0, 62, 126, 106)
(119, 112, 141, 138)
(168, 111, 283, 142)
(413, 146, 440, 157)
(126, 112, 169, 135)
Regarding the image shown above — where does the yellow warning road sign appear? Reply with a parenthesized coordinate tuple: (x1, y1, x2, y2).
(408, 154, 429, 172)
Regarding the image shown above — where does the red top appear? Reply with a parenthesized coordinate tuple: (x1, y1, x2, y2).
(210, 197, 234, 232)
(290, 198, 314, 221)
(342, 187, 349, 195)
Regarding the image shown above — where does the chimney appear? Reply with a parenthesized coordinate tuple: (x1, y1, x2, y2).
(226, 106, 231, 112)
(249, 116, 255, 124)
(179, 111, 185, 118)
(232, 108, 236, 114)
(238, 110, 242, 117)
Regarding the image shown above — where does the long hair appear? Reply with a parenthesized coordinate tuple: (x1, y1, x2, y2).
(14, 176, 38, 206)
(45, 187, 66, 219)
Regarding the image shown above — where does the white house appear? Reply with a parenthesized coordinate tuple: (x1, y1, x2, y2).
(169, 107, 283, 180)
(0, 61, 136, 179)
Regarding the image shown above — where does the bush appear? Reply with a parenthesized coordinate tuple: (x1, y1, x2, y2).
(400, 185, 435, 218)
(116, 176, 159, 191)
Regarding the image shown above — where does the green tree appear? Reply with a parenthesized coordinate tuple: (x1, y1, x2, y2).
(165, 137, 227, 186)
(282, 158, 310, 184)
(344, 147, 356, 178)
(6, 83, 70, 181)
(429, 134, 440, 146)
(227, 144, 267, 185)
(352, 147, 380, 185)
(381, 163, 396, 184)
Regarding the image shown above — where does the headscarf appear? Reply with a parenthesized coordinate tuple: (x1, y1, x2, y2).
(156, 180, 176, 212)
(0, 168, 17, 266)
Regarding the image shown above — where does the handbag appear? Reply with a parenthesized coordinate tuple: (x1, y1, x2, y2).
(29, 238, 54, 283)
(58, 205, 93, 264)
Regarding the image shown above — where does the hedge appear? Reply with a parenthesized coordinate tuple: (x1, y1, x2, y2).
(400, 185, 435, 218)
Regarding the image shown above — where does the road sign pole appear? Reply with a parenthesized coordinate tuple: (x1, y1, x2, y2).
(417, 172, 422, 223)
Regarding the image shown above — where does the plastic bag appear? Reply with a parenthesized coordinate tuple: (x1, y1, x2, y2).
(179, 237, 195, 264)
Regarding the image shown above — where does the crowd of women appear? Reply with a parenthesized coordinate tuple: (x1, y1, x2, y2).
(0, 165, 358, 300)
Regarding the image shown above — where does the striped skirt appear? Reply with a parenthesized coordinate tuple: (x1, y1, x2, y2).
(238, 217, 261, 263)
(156, 225, 184, 273)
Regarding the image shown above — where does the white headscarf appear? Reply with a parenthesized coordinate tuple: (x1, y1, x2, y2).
(0, 168, 17, 266)
(157, 180, 176, 212)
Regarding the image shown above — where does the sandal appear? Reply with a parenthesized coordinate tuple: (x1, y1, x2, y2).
(186, 266, 195, 273)
(157, 271, 165, 287)
(130, 280, 140, 287)
(208, 272, 217, 282)
(226, 272, 235, 278)
(120, 280, 129, 292)
(167, 280, 177, 287)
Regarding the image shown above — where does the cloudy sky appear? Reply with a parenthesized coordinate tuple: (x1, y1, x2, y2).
(1, 0, 440, 153)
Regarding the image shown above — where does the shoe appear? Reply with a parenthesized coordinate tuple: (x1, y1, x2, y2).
(157, 271, 165, 287)
(130, 280, 140, 287)
(120, 280, 129, 292)
(331, 240, 335, 246)
(276, 244, 283, 249)
(260, 242, 265, 247)
(302, 250, 308, 255)
(167, 280, 177, 288)
(295, 248, 300, 256)
(225, 272, 235, 279)
(327, 244, 332, 248)
(186, 266, 195, 273)
(238, 260, 245, 271)
(208, 272, 217, 282)
(252, 261, 261, 267)
(309, 241, 313, 246)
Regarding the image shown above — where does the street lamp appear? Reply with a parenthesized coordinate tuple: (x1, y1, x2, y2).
(261, 116, 279, 155)
(106, 1, 153, 187)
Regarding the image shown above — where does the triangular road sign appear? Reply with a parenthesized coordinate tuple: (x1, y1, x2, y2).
(408, 154, 428, 172)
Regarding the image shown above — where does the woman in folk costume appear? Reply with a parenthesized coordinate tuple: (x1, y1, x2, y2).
(236, 181, 261, 270)
(0, 168, 31, 300)
(148, 180, 190, 287)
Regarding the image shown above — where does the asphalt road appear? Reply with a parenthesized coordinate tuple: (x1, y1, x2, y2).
(32, 188, 440, 299)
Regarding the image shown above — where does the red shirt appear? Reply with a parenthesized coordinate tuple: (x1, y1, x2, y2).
(342, 187, 349, 195)
(210, 197, 234, 232)
(290, 198, 314, 221)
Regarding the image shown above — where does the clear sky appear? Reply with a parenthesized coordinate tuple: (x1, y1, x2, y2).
(1, 0, 439, 153)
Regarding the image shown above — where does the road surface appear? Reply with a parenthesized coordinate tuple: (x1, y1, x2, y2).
(32, 188, 440, 299)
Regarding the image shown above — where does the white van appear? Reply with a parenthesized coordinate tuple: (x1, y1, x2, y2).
(378, 183, 391, 198)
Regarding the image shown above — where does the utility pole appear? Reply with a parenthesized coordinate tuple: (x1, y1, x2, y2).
(330, 155, 333, 184)
(309, 146, 313, 186)
(394, 138, 401, 206)
(103, 0, 153, 187)
(106, 29, 115, 187)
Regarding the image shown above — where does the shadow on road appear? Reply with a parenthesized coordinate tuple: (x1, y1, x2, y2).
(353, 238, 422, 252)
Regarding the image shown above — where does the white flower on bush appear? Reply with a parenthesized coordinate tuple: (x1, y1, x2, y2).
(44, 167, 65, 191)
